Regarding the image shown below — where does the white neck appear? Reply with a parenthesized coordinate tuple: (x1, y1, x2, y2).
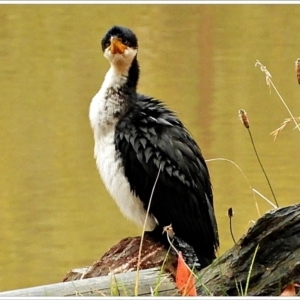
(89, 66, 128, 137)
(89, 48, 138, 137)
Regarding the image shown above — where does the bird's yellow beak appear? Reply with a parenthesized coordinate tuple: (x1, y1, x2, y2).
(110, 37, 127, 54)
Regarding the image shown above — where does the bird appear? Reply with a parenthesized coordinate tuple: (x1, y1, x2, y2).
(89, 25, 219, 268)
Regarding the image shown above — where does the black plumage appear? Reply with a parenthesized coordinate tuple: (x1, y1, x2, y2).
(91, 25, 219, 268)
(115, 95, 219, 267)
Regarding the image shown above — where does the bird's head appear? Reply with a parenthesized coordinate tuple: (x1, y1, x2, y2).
(101, 26, 138, 71)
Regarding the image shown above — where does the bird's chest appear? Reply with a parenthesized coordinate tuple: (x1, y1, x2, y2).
(93, 132, 156, 230)
(94, 130, 131, 210)
(89, 88, 124, 133)
(94, 130, 122, 195)
(90, 85, 132, 207)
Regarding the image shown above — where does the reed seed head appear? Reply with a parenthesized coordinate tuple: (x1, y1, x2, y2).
(228, 207, 234, 218)
(239, 109, 250, 129)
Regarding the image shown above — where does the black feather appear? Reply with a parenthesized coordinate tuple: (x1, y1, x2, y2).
(115, 94, 219, 266)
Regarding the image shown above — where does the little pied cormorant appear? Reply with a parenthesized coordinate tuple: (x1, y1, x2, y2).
(89, 25, 219, 268)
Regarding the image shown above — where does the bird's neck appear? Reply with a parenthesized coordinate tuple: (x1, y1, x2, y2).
(109, 56, 139, 91)
(89, 57, 140, 134)
(103, 56, 139, 112)
(126, 56, 139, 90)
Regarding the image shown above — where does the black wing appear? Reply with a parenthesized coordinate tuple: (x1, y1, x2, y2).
(115, 94, 219, 264)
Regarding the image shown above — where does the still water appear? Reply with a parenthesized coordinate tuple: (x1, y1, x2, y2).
(0, 4, 299, 291)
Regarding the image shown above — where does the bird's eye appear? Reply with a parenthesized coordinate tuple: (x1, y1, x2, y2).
(105, 41, 110, 48)
(123, 40, 129, 46)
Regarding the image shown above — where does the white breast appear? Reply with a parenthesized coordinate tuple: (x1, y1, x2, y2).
(89, 67, 156, 231)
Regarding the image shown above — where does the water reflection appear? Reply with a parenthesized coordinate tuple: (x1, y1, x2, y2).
(0, 4, 299, 291)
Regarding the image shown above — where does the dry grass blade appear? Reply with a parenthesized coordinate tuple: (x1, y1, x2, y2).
(270, 117, 300, 141)
(135, 167, 161, 296)
(255, 60, 300, 133)
(244, 244, 259, 296)
(206, 157, 261, 217)
(255, 60, 272, 93)
(252, 188, 277, 209)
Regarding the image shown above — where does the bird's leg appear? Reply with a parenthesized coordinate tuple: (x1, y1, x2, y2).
(144, 226, 170, 248)
(145, 227, 202, 270)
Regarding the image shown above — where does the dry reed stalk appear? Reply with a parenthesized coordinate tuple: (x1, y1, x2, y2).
(238, 109, 279, 208)
(228, 207, 236, 244)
